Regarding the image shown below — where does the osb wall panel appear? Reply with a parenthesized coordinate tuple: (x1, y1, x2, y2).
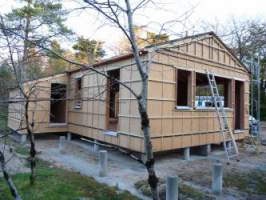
(148, 61, 237, 134)
(32, 123, 67, 133)
(148, 36, 250, 151)
(119, 134, 144, 152)
(68, 68, 107, 136)
(68, 56, 148, 151)
(8, 89, 24, 132)
(8, 55, 147, 152)
(116, 61, 143, 136)
(148, 110, 234, 137)
(8, 74, 68, 134)
(151, 130, 248, 152)
(68, 123, 145, 152)
(153, 37, 249, 80)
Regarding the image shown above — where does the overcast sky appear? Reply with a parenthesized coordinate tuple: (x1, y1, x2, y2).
(0, 0, 265, 55)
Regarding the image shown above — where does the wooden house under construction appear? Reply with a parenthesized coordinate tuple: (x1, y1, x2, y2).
(8, 32, 250, 155)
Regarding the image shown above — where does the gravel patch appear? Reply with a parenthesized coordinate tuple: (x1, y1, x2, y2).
(4, 128, 258, 200)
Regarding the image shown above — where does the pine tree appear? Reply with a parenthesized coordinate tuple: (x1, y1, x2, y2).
(4, 0, 72, 80)
(72, 37, 105, 64)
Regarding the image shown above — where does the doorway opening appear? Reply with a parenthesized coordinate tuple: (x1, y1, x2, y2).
(107, 69, 120, 131)
(234, 80, 244, 129)
(50, 83, 67, 123)
(176, 69, 192, 106)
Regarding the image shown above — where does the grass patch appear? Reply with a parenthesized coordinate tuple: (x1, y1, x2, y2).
(0, 114, 7, 130)
(224, 170, 266, 195)
(135, 179, 212, 200)
(15, 145, 30, 156)
(135, 179, 153, 197)
(0, 160, 139, 200)
(179, 184, 207, 200)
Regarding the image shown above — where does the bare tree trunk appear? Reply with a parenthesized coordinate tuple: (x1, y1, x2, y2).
(0, 14, 37, 185)
(138, 98, 160, 200)
(25, 100, 36, 185)
(0, 152, 23, 200)
(124, 1, 159, 199)
(2, 0, 160, 197)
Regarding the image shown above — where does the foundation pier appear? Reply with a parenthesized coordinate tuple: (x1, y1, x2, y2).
(212, 162, 223, 195)
(183, 147, 190, 160)
(99, 150, 108, 177)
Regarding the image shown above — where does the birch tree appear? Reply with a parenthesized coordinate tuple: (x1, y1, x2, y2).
(0, 0, 72, 185)
(3, 0, 160, 198)
(0, 143, 22, 200)
(0, 1, 194, 199)
(80, 0, 160, 199)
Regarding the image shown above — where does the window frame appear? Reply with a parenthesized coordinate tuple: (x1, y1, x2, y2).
(195, 72, 232, 109)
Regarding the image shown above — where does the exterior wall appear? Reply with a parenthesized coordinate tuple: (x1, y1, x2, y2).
(7, 58, 147, 152)
(148, 36, 250, 152)
(8, 74, 68, 134)
(67, 56, 148, 152)
(8, 89, 24, 133)
(8, 34, 250, 154)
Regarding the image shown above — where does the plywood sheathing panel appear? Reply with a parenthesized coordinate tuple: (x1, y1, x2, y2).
(67, 56, 149, 151)
(151, 130, 248, 152)
(8, 74, 68, 134)
(148, 35, 249, 152)
(8, 34, 250, 153)
(7, 55, 150, 152)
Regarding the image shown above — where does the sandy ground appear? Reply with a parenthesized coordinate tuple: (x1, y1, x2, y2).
(33, 131, 266, 200)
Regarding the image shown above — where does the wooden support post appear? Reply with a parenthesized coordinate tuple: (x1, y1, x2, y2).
(166, 176, 178, 200)
(93, 140, 99, 152)
(207, 144, 212, 154)
(99, 150, 108, 177)
(58, 136, 66, 152)
(67, 133, 72, 141)
(212, 163, 223, 195)
(184, 147, 190, 160)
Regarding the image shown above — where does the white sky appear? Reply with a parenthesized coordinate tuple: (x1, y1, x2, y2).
(0, 0, 266, 56)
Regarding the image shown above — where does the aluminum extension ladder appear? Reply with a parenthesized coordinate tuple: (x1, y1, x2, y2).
(206, 71, 239, 161)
